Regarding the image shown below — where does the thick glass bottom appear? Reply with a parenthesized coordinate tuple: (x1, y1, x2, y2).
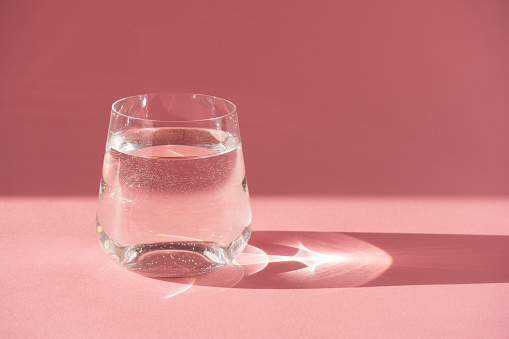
(97, 225, 251, 278)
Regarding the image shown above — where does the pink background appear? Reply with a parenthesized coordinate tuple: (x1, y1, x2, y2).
(1, 0, 508, 196)
(1, 0, 509, 338)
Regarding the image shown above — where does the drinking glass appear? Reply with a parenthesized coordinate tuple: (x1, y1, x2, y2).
(96, 93, 252, 277)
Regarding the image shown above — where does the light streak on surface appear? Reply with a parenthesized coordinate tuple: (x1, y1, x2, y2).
(164, 279, 195, 299)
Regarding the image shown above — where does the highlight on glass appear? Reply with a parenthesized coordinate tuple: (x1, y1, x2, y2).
(96, 93, 252, 277)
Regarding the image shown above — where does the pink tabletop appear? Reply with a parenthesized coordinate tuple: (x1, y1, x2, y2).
(1, 197, 508, 338)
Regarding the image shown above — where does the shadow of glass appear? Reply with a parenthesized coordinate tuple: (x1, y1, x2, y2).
(159, 231, 509, 289)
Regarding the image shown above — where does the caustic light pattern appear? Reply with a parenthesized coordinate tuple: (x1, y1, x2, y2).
(157, 232, 393, 294)
(204, 232, 394, 289)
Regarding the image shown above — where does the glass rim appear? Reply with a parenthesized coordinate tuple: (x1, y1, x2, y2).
(111, 92, 237, 123)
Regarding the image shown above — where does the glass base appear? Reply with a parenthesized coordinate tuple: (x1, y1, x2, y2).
(97, 225, 251, 278)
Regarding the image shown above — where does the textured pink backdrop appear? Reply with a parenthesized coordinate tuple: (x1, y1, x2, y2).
(1, 0, 508, 196)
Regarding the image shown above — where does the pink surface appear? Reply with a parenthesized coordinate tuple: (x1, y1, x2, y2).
(1, 0, 509, 196)
(1, 197, 509, 338)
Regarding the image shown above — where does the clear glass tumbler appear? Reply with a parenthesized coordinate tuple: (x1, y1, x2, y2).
(96, 93, 252, 277)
